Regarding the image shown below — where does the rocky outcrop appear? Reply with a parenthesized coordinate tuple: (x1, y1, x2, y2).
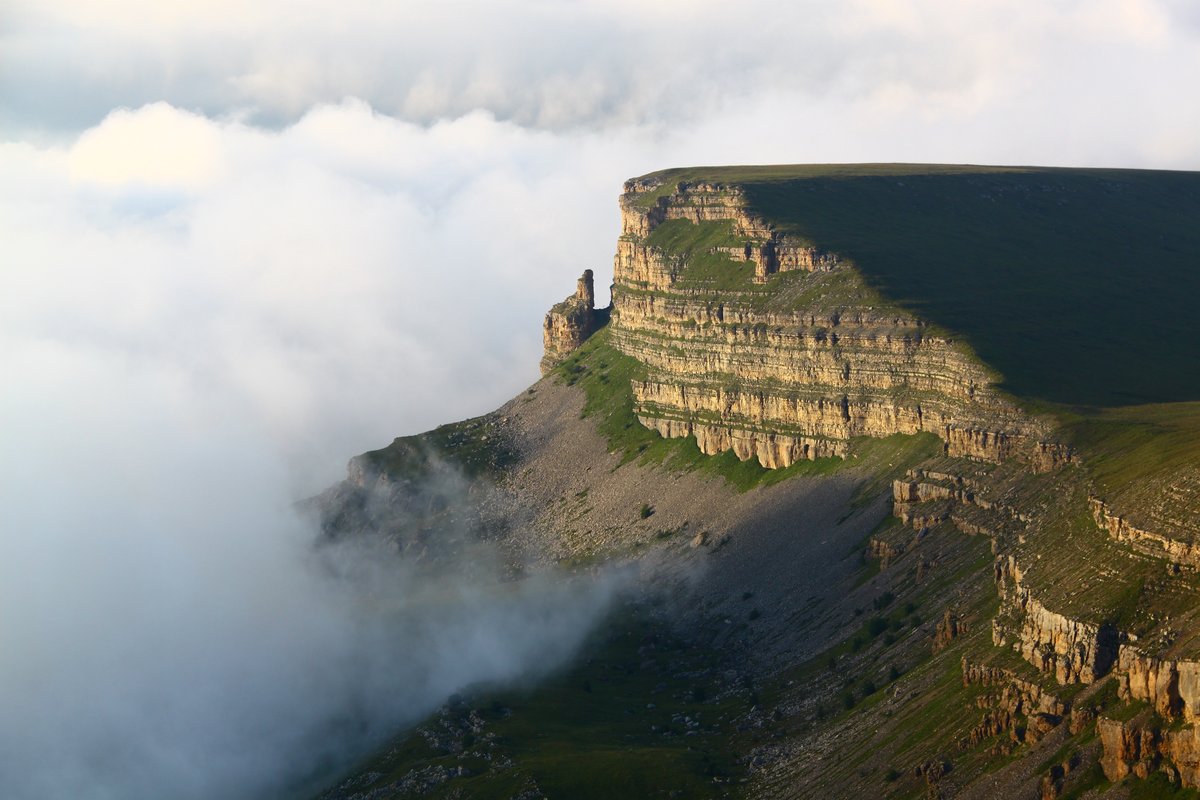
(607, 177, 1070, 469)
(1099, 716, 1200, 787)
(617, 179, 838, 283)
(934, 610, 965, 653)
(992, 556, 1118, 684)
(541, 270, 601, 374)
(1090, 495, 1200, 569)
(960, 659, 1066, 752)
(890, 470, 1030, 544)
(1117, 646, 1200, 722)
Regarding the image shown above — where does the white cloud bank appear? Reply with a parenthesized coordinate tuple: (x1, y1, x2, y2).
(0, 101, 640, 800)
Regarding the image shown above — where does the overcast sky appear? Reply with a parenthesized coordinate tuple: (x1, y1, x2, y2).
(2, 2, 1200, 798)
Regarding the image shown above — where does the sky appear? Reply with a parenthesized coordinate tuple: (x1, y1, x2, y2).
(2, 1, 1200, 798)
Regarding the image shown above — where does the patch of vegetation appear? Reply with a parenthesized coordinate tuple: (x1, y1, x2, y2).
(315, 606, 746, 800)
(644, 219, 764, 291)
(358, 414, 518, 481)
(1127, 771, 1200, 800)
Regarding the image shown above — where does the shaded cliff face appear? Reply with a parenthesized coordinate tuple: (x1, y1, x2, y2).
(605, 177, 1063, 468)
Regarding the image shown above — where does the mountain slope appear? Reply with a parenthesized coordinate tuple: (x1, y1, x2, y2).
(314, 164, 1200, 800)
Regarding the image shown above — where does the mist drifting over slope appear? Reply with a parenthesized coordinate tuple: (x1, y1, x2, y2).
(0, 370, 625, 799)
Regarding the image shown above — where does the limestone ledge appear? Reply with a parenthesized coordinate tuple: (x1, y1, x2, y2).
(891, 472, 1032, 539)
(618, 179, 836, 283)
(1091, 495, 1200, 569)
(612, 287, 916, 329)
(630, 375, 1066, 468)
(962, 658, 1069, 718)
(611, 312, 990, 401)
(637, 414, 845, 466)
(993, 555, 1118, 684)
(614, 236, 834, 290)
(1118, 646, 1200, 722)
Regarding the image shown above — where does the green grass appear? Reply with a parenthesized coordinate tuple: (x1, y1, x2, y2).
(358, 414, 518, 480)
(556, 326, 941, 491)
(1127, 771, 1200, 799)
(315, 607, 747, 800)
(643, 219, 764, 291)
(1057, 401, 1200, 542)
(1062, 402, 1200, 492)
(632, 163, 1200, 408)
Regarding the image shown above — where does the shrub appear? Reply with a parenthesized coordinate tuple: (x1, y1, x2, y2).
(639, 503, 655, 519)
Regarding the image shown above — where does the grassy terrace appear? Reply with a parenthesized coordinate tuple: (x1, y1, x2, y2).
(555, 327, 942, 492)
(630, 163, 1200, 408)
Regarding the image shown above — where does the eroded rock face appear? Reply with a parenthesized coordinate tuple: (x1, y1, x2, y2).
(992, 555, 1118, 684)
(1090, 495, 1200, 569)
(1099, 716, 1200, 787)
(607, 178, 1070, 469)
(1118, 646, 1200, 722)
(540, 270, 599, 374)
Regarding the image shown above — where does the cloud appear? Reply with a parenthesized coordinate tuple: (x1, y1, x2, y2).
(0, 373, 625, 799)
(1, 101, 638, 492)
(5, 0, 1200, 154)
(1, 106, 641, 796)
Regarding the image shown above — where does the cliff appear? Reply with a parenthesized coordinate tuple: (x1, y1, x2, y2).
(594, 178, 1069, 469)
(526, 164, 1200, 795)
(320, 164, 1200, 800)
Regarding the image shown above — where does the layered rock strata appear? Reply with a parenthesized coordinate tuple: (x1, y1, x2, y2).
(989, 549, 1119, 685)
(1099, 716, 1200, 787)
(1117, 647, 1200, 722)
(605, 177, 1069, 469)
(541, 270, 600, 374)
(1091, 495, 1200, 569)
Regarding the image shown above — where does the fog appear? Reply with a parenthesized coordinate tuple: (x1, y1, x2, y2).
(0, 356, 627, 799)
(4, 1, 1200, 797)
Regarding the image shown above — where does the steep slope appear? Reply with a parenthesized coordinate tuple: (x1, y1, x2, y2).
(315, 164, 1200, 800)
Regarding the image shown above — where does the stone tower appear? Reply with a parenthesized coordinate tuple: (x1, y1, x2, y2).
(539, 270, 599, 374)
